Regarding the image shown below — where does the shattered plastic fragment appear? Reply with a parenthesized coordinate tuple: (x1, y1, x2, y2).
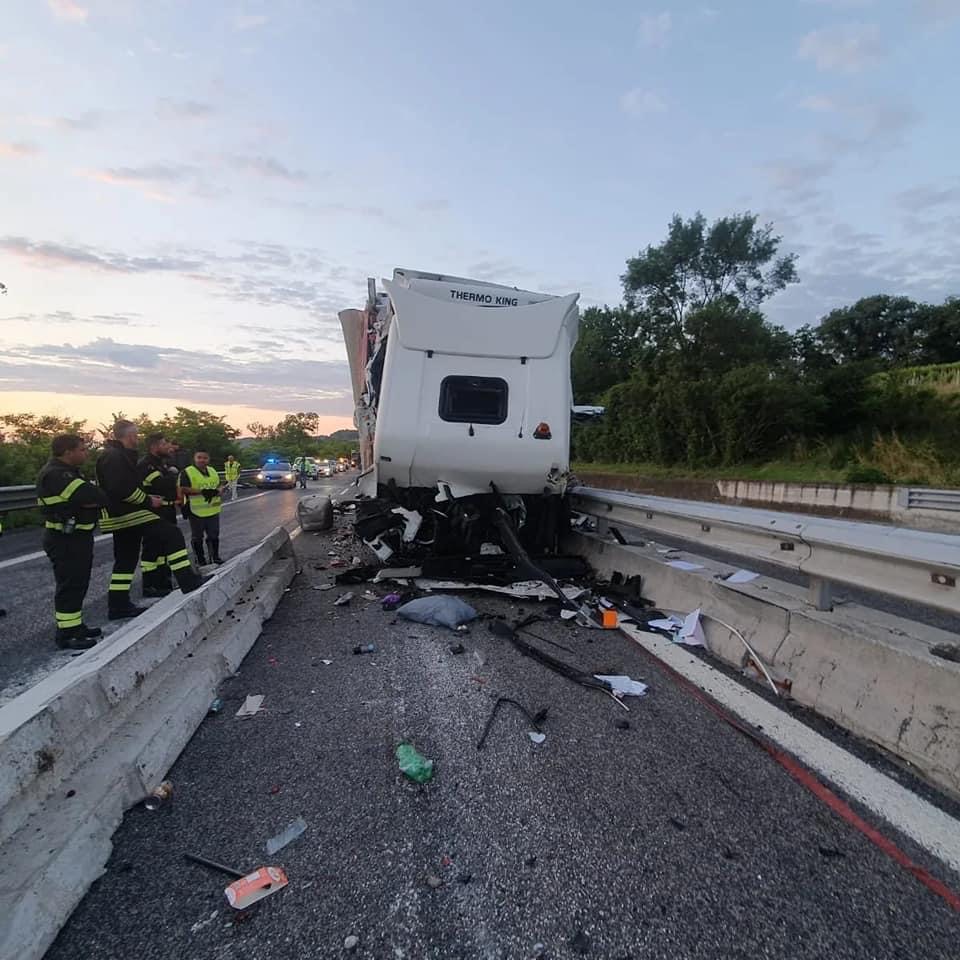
(594, 675, 648, 697)
(235, 695, 265, 718)
(265, 816, 308, 855)
(396, 742, 435, 783)
(528, 731, 546, 744)
(334, 592, 354, 606)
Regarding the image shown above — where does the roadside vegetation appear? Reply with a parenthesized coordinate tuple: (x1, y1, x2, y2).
(0, 408, 358, 530)
(572, 212, 960, 487)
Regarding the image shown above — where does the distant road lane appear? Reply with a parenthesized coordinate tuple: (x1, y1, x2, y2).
(0, 478, 345, 702)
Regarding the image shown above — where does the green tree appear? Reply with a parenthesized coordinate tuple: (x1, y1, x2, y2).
(571, 306, 639, 403)
(622, 212, 798, 357)
(814, 295, 922, 366)
(0, 413, 93, 486)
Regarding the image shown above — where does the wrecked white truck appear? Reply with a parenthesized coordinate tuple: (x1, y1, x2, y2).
(338, 268, 586, 582)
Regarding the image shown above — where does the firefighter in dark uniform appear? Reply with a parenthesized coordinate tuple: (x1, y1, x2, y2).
(138, 433, 180, 597)
(36, 434, 108, 649)
(96, 419, 205, 619)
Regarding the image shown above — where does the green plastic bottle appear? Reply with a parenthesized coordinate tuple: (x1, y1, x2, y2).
(396, 742, 435, 783)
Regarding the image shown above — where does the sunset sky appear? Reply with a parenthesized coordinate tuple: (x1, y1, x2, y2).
(2, 0, 959, 432)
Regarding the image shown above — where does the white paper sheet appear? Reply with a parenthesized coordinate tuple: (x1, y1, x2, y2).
(726, 569, 759, 584)
(677, 608, 706, 646)
(666, 560, 704, 571)
(235, 694, 265, 718)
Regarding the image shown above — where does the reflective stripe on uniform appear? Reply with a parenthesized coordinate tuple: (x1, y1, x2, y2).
(168, 548, 191, 571)
(123, 487, 147, 505)
(44, 520, 96, 531)
(141, 559, 158, 572)
(55, 610, 83, 629)
(143, 470, 162, 485)
(109, 572, 134, 591)
(99, 509, 159, 532)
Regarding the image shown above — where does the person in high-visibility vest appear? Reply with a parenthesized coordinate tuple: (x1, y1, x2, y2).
(224, 455, 241, 502)
(179, 449, 225, 565)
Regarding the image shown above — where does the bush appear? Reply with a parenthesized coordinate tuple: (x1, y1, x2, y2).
(844, 465, 892, 485)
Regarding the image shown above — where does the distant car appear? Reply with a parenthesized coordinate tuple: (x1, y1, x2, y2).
(256, 460, 296, 489)
(317, 461, 333, 478)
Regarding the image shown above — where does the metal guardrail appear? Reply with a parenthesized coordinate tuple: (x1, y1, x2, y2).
(903, 488, 960, 513)
(0, 485, 37, 514)
(570, 486, 960, 616)
(0, 469, 264, 516)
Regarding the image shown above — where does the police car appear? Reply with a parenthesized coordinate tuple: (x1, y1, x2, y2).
(255, 459, 296, 489)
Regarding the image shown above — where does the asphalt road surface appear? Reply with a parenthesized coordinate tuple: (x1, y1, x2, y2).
(43, 519, 960, 960)
(0, 477, 347, 704)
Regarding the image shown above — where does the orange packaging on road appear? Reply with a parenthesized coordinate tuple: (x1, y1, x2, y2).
(224, 866, 289, 909)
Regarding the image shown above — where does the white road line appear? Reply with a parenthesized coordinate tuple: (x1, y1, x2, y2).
(0, 491, 274, 572)
(620, 621, 960, 875)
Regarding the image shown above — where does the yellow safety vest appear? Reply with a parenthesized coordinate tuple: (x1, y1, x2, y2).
(225, 460, 241, 481)
(184, 465, 222, 517)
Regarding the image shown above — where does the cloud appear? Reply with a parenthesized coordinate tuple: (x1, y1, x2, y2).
(0, 311, 145, 327)
(620, 88, 667, 117)
(801, 0, 874, 7)
(57, 110, 103, 130)
(84, 163, 204, 201)
(233, 13, 268, 30)
(638, 11, 671, 48)
(896, 182, 960, 211)
(0, 236, 203, 273)
(48, 0, 88, 22)
(761, 159, 833, 202)
(0, 141, 39, 158)
(157, 98, 217, 119)
(797, 23, 884, 72)
(0, 338, 352, 412)
(818, 98, 919, 155)
(913, 0, 960, 23)
(231, 155, 308, 183)
(798, 94, 839, 112)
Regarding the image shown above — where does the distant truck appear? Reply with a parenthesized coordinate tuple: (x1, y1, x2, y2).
(338, 268, 581, 563)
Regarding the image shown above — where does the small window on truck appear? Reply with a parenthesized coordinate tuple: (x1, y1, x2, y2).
(439, 376, 508, 425)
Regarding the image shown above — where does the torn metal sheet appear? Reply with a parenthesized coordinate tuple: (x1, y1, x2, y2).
(415, 578, 586, 601)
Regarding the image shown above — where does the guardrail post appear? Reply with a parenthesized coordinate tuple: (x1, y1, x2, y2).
(595, 515, 610, 537)
(808, 576, 833, 611)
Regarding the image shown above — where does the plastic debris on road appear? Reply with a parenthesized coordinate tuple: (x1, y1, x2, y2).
(353, 643, 376, 655)
(235, 694, 265, 718)
(265, 816, 308, 855)
(143, 780, 173, 811)
(396, 742, 435, 783)
(296, 494, 333, 532)
(397, 595, 477, 630)
(528, 731, 547, 744)
(415, 578, 586, 602)
(382, 592, 403, 610)
(208, 698, 224, 714)
(725, 569, 760, 584)
(334, 592, 354, 606)
(224, 866, 289, 909)
(594, 675, 648, 697)
(678, 608, 706, 646)
(666, 559, 704, 571)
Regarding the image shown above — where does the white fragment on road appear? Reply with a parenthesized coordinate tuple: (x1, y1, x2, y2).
(677, 608, 706, 647)
(528, 731, 546, 744)
(265, 815, 308, 855)
(321, 660, 332, 666)
(594, 675, 648, 697)
(666, 560, 703, 571)
(619, 621, 960, 876)
(726, 569, 760, 583)
(235, 694, 265, 718)
(190, 909, 219, 934)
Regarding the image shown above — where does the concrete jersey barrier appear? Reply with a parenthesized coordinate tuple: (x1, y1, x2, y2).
(566, 529, 960, 801)
(0, 526, 297, 960)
